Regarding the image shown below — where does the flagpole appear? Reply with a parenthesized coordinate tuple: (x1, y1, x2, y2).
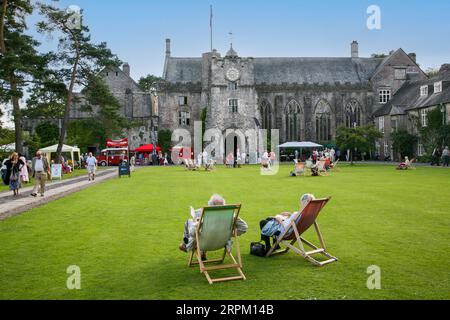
(210, 5, 213, 52)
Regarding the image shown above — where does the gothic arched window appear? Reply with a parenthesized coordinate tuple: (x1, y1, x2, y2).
(285, 99, 303, 141)
(260, 100, 272, 131)
(315, 99, 332, 141)
(345, 99, 363, 128)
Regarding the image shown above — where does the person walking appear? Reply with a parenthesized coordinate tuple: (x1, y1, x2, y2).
(5, 153, 25, 196)
(18, 154, 29, 184)
(130, 154, 136, 172)
(31, 151, 50, 197)
(86, 152, 98, 181)
(431, 147, 441, 166)
(442, 146, 450, 167)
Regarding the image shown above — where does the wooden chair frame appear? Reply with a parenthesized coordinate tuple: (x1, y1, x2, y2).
(188, 204, 246, 284)
(266, 197, 337, 267)
(317, 160, 330, 176)
(332, 159, 340, 171)
(293, 159, 306, 176)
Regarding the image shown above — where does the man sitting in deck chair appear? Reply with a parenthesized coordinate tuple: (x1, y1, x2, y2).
(179, 194, 248, 257)
(179, 194, 248, 284)
(264, 195, 337, 266)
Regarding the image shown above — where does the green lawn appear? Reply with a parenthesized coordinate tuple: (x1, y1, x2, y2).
(0, 164, 449, 300)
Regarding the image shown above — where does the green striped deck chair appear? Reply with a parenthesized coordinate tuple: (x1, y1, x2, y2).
(188, 204, 246, 284)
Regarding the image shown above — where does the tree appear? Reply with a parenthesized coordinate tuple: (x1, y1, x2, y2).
(37, 2, 121, 163)
(420, 107, 450, 154)
(425, 67, 440, 78)
(138, 74, 164, 92)
(78, 76, 129, 147)
(35, 122, 59, 147)
(0, 0, 48, 154)
(336, 125, 382, 164)
(65, 76, 128, 151)
(392, 130, 418, 159)
(157, 129, 172, 154)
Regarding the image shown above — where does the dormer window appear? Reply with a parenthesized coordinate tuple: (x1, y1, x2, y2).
(420, 85, 428, 96)
(434, 81, 442, 93)
(115, 72, 119, 76)
(394, 68, 406, 80)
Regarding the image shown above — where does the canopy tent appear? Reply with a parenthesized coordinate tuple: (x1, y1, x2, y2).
(39, 144, 81, 165)
(133, 144, 162, 153)
(278, 141, 323, 148)
(0, 143, 15, 153)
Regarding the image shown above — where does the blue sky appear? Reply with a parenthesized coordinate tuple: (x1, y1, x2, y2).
(24, 0, 450, 80)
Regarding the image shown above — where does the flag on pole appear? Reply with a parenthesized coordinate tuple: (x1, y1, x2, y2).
(210, 5, 213, 51)
(210, 5, 213, 28)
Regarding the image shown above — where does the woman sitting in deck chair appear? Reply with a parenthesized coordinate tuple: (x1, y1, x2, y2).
(259, 194, 315, 251)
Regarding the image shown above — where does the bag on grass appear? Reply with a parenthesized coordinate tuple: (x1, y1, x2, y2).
(250, 242, 267, 257)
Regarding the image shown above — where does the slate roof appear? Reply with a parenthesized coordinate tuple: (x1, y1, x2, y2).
(164, 57, 203, 83)
(372, 70, 450, 117)
(253, 57, 382, 85)
(163, 56, 383, 85)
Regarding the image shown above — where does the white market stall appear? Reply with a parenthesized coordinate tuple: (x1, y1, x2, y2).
(278, 141, 324, 161)
(278, 141, 323, 149)
(0, 143, 16, 153)
(39, 144, 81, 165)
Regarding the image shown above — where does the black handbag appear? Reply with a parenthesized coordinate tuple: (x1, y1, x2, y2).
(250, 242, 267, 257)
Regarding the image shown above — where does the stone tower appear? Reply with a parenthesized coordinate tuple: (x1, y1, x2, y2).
(206, 45, 259, 135)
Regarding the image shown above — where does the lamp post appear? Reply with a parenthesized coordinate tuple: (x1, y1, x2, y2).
(150, 87, 159, 166)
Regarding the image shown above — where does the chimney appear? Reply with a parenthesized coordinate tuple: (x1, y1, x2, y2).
(122, 63, 130, 76)
(165, 38, 171, 57)
(351, 41, 359, 58)
(440, 64, 450, 74)
(408, 53, 417, 62)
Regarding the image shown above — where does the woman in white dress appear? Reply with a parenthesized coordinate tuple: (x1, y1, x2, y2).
(19, 154, 29, 184)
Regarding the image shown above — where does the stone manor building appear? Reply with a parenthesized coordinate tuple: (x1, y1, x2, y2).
(158, 39, 427, 157)
(23, 39, 429, 159)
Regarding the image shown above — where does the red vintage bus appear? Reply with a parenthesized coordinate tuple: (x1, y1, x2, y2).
(96, 148, 129, 166)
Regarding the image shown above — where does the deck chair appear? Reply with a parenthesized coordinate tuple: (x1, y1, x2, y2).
(266, 197, 337, 267)
(184, 159, 198, 171)
(408, 158, 417, 170)
(331, 159, 340, 171)
(204, 159, 216, 171)
(317, 160, 330, 176)
(293, 159, 306, 176)
(188, 204, 246, 284)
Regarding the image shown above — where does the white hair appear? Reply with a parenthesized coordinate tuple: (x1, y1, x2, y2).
(300, 193, 315, 209)
(208, 194, 225, 206)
